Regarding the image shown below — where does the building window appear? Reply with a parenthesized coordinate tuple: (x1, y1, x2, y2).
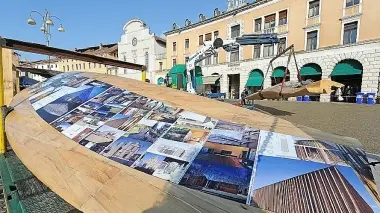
(173, 42, 177, 52)
(63, 66, 66, 71)
(214, 53, 219, 64)
(231, 25, 240, 38)
(253, 45, 261, 59)
(306, 30, 318, 50)
(199, 35, 204, 45)
(76, 64, 78, 70)
(185, 39, 189, 49)
(205, 33, 212, 41)
(173, 58, 177, 66)
(264, 14, 276, 33)
(230, 47, 239, 62)
(83, 63, 86, 69)
(278, 37, 287, 52)
(214, 31, 219, 39)
(279, 10, 288, 25)
(185, 57, 189, 63)
(67, 65, 69, 71)
(254, 18, 262, 32)
(308, 0, 320, 18)
(72, 64, 74, 70)
(263, 44, 274, 57)
(99, 63, 101, 68)
(346, 0, 360, 7)
(79, 64, 81, 70)
(55, 64, 57, 68)
(205, 56, 211, 65)
(88, 62, 91, 68)
(343, 21, 358, 44)
(41, 65, 44, 69)
(159, 62, 163, 71)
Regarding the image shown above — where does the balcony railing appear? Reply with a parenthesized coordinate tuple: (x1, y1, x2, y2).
(344, 4, 360, 17)
(261, 24, 288, 34)
(263, 27, 275, 34)
(156, 53, 166, 60)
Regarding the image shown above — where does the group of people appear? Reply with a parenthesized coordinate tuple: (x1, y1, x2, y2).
(333, 85, 360, 103)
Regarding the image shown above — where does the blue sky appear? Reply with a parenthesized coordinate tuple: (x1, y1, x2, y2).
(0, 0, 228, 60)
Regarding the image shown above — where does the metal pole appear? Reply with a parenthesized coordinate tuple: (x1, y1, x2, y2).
(0, 47, 6, 153)
(142, 70, 146, 82)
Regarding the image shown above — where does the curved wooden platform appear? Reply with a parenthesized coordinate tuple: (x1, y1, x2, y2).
(5, 72, 380, 213)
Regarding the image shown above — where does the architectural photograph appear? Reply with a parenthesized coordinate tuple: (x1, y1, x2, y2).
(79, 125, 125, 153)
(162, 125, 210, 146)
(250, 155, 380, 213)
(179, 141, 256, 203)
(123, 120, 171, 143)
(176, 111, 218, 130)
(147, 138, 200, 162)
(101, 136, 153, 166)
(133, 152, 189, 183)
(147, 111, 181, 124)
(208, 127, 259, 148)
(106, 91, 140, 107)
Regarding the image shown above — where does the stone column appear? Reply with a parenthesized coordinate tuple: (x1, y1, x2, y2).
(220, 73, 229, 97)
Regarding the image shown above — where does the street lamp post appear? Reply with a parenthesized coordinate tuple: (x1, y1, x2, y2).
(27, 9, 65, 69)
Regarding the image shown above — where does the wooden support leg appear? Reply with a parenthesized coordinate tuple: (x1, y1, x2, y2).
(0, 48, 6, 154)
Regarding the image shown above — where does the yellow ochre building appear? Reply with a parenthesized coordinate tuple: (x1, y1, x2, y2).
(164, 0, 380, 102)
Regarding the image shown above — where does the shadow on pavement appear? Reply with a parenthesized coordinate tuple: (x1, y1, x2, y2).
(254, 104, 294, 116)
(142, 184, 266, 213)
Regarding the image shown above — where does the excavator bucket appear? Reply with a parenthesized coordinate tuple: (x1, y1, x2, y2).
(246, 79, 344, 100)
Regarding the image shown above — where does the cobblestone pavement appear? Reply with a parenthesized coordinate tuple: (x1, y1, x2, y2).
(253, 100, 380, 154)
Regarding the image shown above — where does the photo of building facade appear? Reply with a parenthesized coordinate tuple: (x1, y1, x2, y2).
(252, 166, 374, 213)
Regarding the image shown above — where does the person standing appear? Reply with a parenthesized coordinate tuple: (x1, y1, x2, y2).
(241, 88, 248, 105)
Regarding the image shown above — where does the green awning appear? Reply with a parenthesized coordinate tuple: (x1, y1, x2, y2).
(246, 70, 263, 87)
(331, 60, 363, 76)
(300, 64, 322, 76)
(169, 64, 186, 74)
(272, 67, 288, 78)
(157, 77, 165, 85)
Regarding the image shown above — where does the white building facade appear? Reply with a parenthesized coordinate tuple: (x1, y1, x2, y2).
(27, 59, 60, 82)
(118, 19, 166, 83)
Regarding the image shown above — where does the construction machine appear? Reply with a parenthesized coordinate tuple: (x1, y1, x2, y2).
(170, 33, 280, 94)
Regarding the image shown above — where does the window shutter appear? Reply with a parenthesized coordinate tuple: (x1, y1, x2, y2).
(279, 10, 287, 19)
(199, 35, 204, 45)
(205, 33, 212, 41)
(265, 14, 276, 22)
(310, 0, 319, 8)
(344, 22, 358, 31)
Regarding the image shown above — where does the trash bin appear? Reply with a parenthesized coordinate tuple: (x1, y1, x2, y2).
(296, 96, 303, 102)
(356, 92, 365, 104)
(367, 92, 376, 105)
(303, 95, 310, 102)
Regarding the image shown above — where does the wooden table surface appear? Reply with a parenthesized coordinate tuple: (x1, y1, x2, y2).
(5, 72, 361, 213)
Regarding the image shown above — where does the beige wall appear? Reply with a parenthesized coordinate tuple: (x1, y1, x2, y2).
(57, 50, 117, 74)
(58, 59, 110, 74)
(155, 57, 168, 72)
(166, 0, 380, 66)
